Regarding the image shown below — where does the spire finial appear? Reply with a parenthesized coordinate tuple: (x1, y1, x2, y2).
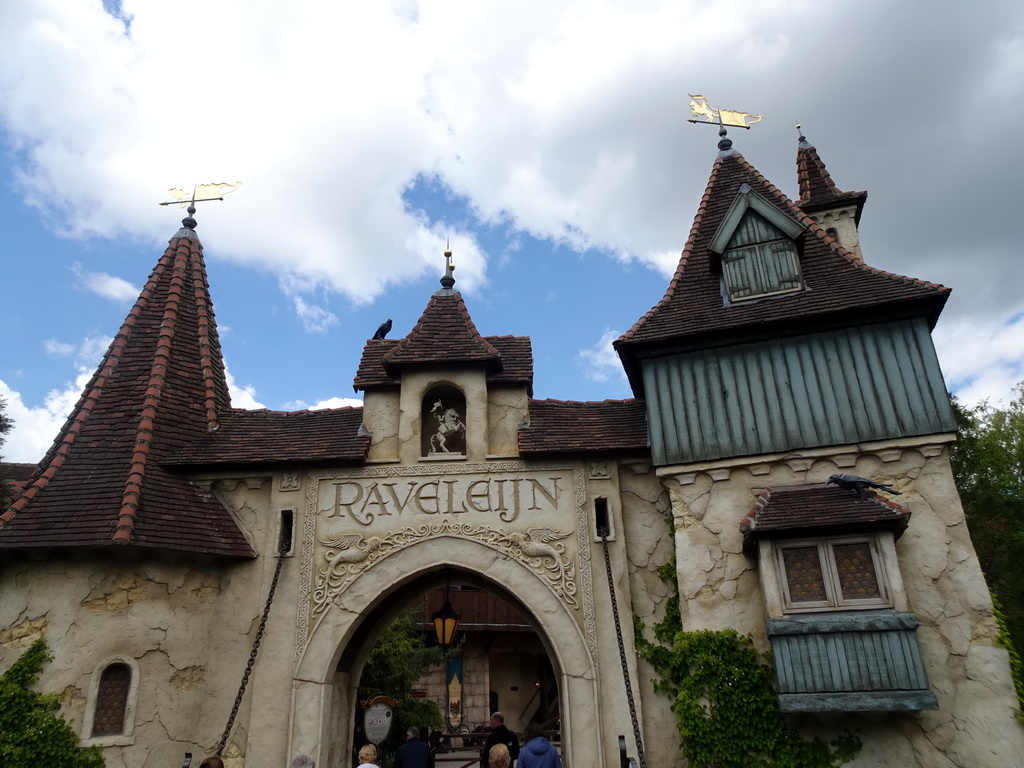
(796, 122, 811, 149)
(439, 241, 456, 291)
(718, 124, 732, 152)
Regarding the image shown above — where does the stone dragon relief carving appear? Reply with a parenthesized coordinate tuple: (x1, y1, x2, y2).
(311, 521, 578, 623)
(294, 462, 598, 667)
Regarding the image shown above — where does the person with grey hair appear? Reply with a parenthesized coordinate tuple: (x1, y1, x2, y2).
(394, 726, 431, 768)
(289, 755, 315, 768)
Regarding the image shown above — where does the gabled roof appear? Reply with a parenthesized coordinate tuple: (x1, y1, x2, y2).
(165, 407, 370, 467)
(354, 335, 534, 394)
(615, 146, 949, 386)
(739, 483, 911, 540)
(518, 399, 649, 456)
(795, 133, 867, 223)
(0, 217, 254, 558)
(381, 290, 503, 374)
(709, 182, 805, 254)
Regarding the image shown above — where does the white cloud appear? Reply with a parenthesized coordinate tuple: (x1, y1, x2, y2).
(44, 339, 75, 356)
(2, 0, 1023, 428)
(0, 334, 113, 462)
(308, 397, 364, 411)
(290, 297, 336, 334)
(934, 310, 1024, 408)
(225, 366, 266, 411)
(70, 262, 140, 301)
(577, 329, 627, 387)
(0, 375, 87, 463)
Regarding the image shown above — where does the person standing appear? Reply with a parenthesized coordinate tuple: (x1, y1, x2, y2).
(394, 727, 431, 768)
(488, 743, 512, 768)
(356, 743, 380, 768)
(517, 723, 561, 768)
(482, 712, 520, 768)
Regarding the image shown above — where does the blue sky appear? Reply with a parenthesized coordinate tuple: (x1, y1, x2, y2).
(2, 0, 1023, 463)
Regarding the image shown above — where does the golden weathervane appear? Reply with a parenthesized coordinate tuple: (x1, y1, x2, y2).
(687, 94, 763, 129)
(158, 182, 243, 208)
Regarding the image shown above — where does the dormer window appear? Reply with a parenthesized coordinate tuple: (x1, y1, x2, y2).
(710, 184, 806, 303)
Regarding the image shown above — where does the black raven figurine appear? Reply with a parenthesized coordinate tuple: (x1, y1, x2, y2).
(827, 474, 902, 501)
(372, 318, 392, 340)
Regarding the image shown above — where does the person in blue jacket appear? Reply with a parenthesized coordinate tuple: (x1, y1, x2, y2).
(517, 722, 562, 768)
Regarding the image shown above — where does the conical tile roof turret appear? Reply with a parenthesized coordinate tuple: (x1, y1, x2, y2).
(795, 129, 868, 260)
(795, 130, 867, 216)
(615, 141, 949, 394)
(380, 249, 503, 374)
(0, 213, 254, 558)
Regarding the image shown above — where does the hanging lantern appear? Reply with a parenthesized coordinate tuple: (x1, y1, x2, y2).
(432, 597, 460, 651)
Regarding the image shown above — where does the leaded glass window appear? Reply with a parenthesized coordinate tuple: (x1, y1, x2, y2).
(776, 536, 890, 613)
(92, 662, 131, 737)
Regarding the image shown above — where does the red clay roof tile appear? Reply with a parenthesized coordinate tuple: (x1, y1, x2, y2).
(354, 331, 533, 394)
(382, 291, 502, 373)
(739, 483, 911, 539)
(0, 226, 253, 558)
(519, 399, 649, 456)
(165, 407, 370, 466)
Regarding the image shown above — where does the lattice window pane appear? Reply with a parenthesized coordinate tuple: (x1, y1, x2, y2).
(782, 546, 827, 602)
(833, 542, 881, 600)
(92, 663, 131, 737)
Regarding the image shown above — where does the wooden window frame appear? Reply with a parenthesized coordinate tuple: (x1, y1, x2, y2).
(774, 535, 893, 614)
(722, 238, 803, 303)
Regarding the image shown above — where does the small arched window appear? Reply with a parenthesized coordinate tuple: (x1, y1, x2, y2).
(82, 656, 139, 746)
(421, 385, 467, 456)
(92, 662, 131, 736)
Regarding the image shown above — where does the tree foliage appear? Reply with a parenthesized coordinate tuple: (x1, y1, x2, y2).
(0, 394, 14, 507)
(949, 382, 1024, 701)
(355, 606, 444, 764)
(0, 637, 105, 768)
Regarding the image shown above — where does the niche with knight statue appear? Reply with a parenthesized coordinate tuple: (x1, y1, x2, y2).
(421, 385, 467, 456)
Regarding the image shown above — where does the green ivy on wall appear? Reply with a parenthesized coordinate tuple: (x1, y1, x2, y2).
(635, 561, 861, 768)
(992, 593, 1024, 724)
(0, 637, 105, 768)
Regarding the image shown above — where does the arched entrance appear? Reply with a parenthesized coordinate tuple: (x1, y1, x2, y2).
(290, 535, 601, 766)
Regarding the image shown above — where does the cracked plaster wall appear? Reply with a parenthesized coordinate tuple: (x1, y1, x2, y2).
(363, 389, 399, 461)
(486, 386, 529, 457)
(659, 436, 1024, 768)
(617, 460, 681, 767)
(0, 479, 285, 768)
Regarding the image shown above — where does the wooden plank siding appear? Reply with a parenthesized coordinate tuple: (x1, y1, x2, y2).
(642, 319, 955, 466)
(767, 611, 939, 712)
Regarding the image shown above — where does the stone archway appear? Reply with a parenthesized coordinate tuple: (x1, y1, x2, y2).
(289, 535, 601, 767)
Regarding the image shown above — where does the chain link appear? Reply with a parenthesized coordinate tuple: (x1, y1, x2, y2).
(601, 533, 647, 768)
(216, 542, 288, 756)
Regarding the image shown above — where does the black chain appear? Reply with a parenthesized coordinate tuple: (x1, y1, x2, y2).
(216, 543, 288, 756)
(601, 533, 647, 768)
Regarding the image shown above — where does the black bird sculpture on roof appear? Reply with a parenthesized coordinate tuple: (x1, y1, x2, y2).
(372, 318, 392, 340)
(827, 474, 902, 501)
